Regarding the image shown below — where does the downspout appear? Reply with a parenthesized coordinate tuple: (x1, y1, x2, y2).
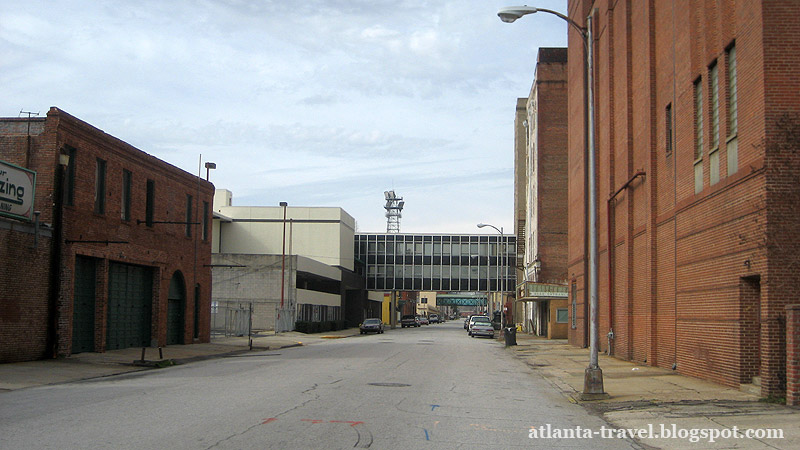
(49, 151, 68, 358)
(606, 170, 646, 356)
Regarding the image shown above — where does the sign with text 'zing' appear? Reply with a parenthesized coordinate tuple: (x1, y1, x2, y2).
(0, 160, 36, 221)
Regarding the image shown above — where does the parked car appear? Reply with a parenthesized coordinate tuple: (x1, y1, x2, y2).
(418, 316, 430, 325)
(359, 318, 384, 334)
(464, 315, 475, 329)
(428, 314, 439, 324)
(469, 319, 495, 338)
(401, 314, 420, 328)
(467, 315, 491, 333)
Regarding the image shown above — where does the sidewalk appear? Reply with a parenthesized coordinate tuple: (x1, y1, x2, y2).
(509, 333, 799, 449)
(0, 328, 359, 392)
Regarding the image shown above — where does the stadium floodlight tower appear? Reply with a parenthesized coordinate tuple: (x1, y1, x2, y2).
(384, 190, 404, 233)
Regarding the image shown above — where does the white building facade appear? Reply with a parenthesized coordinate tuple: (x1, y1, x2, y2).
(211, 190, 374, 333)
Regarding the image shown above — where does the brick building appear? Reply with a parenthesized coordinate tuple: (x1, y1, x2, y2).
(0, 107, 213, 362)
(514, 48, 570, 339)
(566, 0, 800, 397)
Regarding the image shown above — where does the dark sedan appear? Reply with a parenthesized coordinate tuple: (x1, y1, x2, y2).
(359, 318, 385, 334)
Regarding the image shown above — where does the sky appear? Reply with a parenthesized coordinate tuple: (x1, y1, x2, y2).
(1, 0, 568, 234)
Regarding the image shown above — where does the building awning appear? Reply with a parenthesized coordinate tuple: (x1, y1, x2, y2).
(515, 281, 568, 302)
(213, 211, 233, 222)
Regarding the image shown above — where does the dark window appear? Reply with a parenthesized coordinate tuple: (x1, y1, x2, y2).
(665, 103, 673, 156)
(145, 179, 155, 227)
(65, 146, 76, 206)
(94, 158, 106, 214)
(186, 194, 193, 237)
(121, 169, 132, 221)
(202, 201, 209, 241)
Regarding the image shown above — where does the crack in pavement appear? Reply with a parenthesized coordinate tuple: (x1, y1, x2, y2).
(204, 381, 327, 449)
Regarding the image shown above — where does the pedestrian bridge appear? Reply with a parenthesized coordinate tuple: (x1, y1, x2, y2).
(355, 233, 517, 292)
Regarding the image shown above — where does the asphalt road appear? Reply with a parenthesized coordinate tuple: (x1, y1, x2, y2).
(0, 322, 640, 449)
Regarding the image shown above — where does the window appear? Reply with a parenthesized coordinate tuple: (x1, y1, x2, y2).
(556, 308, 569, 324)
(121, 169, 131, 221)
(145, 179, 155, 227)
(185, 194, 193, 237)
(709, 62, 720, 185)
(64, 146, 76, 206)
(202, 201, 209, 241)
(665, 103, 673, 156)
(727, 44, 738, 174)
(94, 158, 106, 214)
(694, 78, 704, 194)
(710, 63, 720, 150)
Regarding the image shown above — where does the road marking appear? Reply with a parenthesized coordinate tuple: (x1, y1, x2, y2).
(330, 420, 364, 427)
(424, 429, 430, 440)
(261, 418, 277, 425)
(430, 404, 440, 411)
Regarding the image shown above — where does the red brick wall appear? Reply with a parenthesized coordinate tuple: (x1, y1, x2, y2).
(787, 304, 800, 406)
(567, 0, 800, 395)
(533, 56, 569, 285)
(0, 223, 52, 362)
(0, 107, 214, 359)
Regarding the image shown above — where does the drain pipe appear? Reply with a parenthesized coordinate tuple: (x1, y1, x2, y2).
(606, 170, 646, 357)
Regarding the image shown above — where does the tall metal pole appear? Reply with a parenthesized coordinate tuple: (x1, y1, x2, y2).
(500, 227, 505, 332)
(582, 11, 606, 399)
(280, 202, 288, 310)
(496, 5, 605, 399)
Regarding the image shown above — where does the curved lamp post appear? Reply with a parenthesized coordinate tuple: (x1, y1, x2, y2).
(498, 5, 606, 399)
(477, 223, 506, 331)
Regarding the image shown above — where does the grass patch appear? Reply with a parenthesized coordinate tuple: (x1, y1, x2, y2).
(758, 395, 786, 405)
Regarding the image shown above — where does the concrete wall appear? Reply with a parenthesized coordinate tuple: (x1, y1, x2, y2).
(214, 193, 356, 271)
(297, 290, 339, 307)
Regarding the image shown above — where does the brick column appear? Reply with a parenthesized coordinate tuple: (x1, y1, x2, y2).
(787, 304, 800, 406)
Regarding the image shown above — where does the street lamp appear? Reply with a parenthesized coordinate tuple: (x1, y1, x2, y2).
(204, 162, 216, 181)
(498, 5, 606, 399)
(477, 223, 506, 332)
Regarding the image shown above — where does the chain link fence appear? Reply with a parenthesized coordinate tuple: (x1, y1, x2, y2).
(211, 301, 253, 337)
(211, 300, 298, 335)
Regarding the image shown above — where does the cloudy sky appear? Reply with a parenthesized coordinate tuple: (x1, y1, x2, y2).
(2, 0, 568, 233)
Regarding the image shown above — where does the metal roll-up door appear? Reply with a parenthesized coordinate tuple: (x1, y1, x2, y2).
(107, 263, 153, 350)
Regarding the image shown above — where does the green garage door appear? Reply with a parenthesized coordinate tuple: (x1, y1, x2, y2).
(107, 263, 153, 350)
(72, 256, 96, 354)
(167, 272, 185, 345)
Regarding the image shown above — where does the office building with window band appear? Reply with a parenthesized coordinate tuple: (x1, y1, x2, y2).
(355, 234, 516, 292)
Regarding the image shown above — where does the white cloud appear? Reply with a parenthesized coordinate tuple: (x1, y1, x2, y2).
(1, 0, 569, 233)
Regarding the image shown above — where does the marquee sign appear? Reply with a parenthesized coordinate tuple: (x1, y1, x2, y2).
(517, 281, 568, 300)
(0, 160, 36, 221)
